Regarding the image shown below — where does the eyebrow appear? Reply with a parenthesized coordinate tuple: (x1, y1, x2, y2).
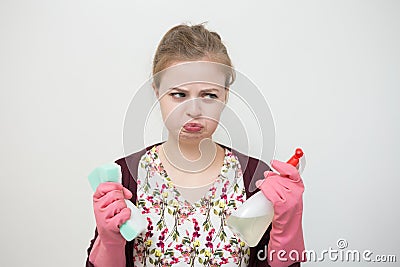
(170, 87, 222, 93)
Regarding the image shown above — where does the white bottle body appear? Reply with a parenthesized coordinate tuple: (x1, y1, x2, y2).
(226, 191, 274, 247)
(227, 154, 306, 247)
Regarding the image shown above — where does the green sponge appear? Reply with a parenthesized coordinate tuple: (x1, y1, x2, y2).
(88, 163, 121, 191)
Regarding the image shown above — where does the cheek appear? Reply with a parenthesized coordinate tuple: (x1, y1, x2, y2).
(159, 103, 169, 122)
(206, 119, 220, 132)
(202, 101, 224, 122)
(159, 101, 183, 129)
(160, 99, 174, 120)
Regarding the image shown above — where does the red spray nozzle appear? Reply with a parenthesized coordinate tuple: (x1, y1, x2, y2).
(287, 148, 304, 167)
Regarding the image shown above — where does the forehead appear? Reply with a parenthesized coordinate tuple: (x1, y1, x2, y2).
(156, 61, 228, 95)
(171, 82, 225, 91)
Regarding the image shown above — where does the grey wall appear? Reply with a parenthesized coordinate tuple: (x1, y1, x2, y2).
(1, 0, 399, 266)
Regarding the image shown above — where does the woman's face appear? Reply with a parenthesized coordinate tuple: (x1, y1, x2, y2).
(153, 60, 229, 144)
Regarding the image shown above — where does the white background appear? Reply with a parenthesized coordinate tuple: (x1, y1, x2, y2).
(1, 0, 399, 266)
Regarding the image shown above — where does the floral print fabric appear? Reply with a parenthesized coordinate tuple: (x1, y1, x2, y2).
(133, 145, 250, 266)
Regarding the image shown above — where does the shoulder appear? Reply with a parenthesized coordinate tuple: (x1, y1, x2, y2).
(114, 142, 163, 190)
(233, 148, 270, 183)
(219, 142, 270, 173)
(219, 142, 271, 196)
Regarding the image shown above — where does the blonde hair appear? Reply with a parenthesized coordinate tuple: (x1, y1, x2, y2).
(152, 22, 235, 88)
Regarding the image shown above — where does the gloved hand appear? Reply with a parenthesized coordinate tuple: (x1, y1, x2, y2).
(256, 160, 306, 267)
(89, 182, 132, 267)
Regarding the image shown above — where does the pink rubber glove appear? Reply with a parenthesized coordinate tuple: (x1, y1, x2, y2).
(89, 182, 132, 267)
(256, 160, 306, 267)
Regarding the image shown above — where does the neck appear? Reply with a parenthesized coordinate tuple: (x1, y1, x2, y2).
(161, 136, 219, 173)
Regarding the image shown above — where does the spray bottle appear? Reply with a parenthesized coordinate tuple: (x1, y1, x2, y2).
(226, 148, 304, 246)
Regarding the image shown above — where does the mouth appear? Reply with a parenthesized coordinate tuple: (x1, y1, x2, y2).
(182, 123, 204, 132)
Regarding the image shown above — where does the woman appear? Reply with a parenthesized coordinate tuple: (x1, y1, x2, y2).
(86, 23, 305, 267)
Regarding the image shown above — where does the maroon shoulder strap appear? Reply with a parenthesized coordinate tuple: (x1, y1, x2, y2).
(116, 141, 164, 194)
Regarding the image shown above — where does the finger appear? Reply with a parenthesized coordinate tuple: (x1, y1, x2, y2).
(93, 182, 123, 199)
(256, 171, 275, 189)
(279, 177, 305, 193)
(102, 199, 127, 219)
(109, 207, 131, 229)
(259, 179, 286, 203)
(264, 170, 276, 179)
(255, 179, 264, 188)
(270, 160, 301, 181)
(122, 187, 133, 200)
(94, 189, 125, 208)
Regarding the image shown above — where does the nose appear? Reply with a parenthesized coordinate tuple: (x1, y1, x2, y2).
(185, 97, 202, 118)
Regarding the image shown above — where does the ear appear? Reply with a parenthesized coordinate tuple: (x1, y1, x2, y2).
(224, 87, 229, 103)
(152, 82, 160, 99)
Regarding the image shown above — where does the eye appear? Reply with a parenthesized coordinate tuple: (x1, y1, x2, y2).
(204, 93, 218, 99)
(169, 92, 186, 98)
